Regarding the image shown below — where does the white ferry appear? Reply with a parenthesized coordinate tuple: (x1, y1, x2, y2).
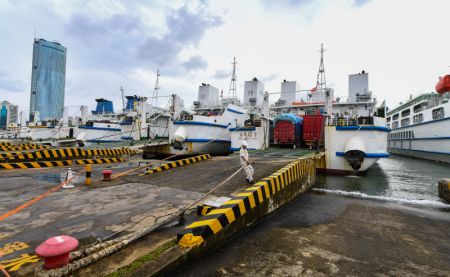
(273, 45, 389, 174)
(386, 75, 450, 163)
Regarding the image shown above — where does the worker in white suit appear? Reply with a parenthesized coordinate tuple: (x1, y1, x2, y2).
(240, 141, 254, 184)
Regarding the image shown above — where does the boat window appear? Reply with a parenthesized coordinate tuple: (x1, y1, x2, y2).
(401, 109, 410, 117)
(413, 114, 423, 124)
(386, 117, 391, 123)
(387, 123, 390, 129)
(392, 121, 399, 128)
(392, 113, 399, 120)
(413, 103, 423, 113)
(401, 118, 410, 127)
(432, 107, 444, 120)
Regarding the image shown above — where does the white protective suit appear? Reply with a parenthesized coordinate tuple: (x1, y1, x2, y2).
(240, 147, 254, 182)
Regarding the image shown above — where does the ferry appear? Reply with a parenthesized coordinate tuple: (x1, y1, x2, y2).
(386, 75, 450, 163)
(272, 44, 389, 174)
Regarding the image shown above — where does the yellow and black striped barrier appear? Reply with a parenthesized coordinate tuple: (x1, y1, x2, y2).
(140, 154, 211, 176)
(177, 157, 316, 247)
(0, 141, 50, 147)
(0, 157, 125, 170)
(0, 142, 51, 151)
(197, 205, 214, 216)
(0, 151, 25, 159)
(0, 147, 138, 163)
(85, 164, 92, 185)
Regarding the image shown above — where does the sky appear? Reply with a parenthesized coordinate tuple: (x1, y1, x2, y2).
(0, 0, 449, 116)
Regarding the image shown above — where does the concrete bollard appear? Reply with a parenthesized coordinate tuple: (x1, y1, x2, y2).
(438, 178, 450, 203)
(85, 164, 92, 186)
(35, 235, 78, 269)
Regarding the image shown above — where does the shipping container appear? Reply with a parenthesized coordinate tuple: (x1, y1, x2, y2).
(273, 114, 302, 148)
(302, 114, 324, 147)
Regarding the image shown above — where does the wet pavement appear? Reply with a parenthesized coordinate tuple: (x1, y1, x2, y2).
(0, 151, 296, 276)
(175, 192, 450, 276)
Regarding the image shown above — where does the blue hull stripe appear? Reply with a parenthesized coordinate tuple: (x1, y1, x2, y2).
(388, 136, 450, 141)
(388, 148, 450, 156)
(229, 127, 256, 132)
(336, 126, 390, 132)
(390, 116, 450, 130)
(229, 147, 256, 151)
(336, 151, 390, 158)
(78, 126, 121, 131)
(86, 139, 123, 143)
(121, 136, 134, 140)
(226, 108, 245, 114)
(173, 121, 230, 129)
(184, 138, 231, 143)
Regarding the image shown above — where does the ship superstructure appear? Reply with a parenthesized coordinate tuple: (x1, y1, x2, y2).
(386, 75, 450, 163)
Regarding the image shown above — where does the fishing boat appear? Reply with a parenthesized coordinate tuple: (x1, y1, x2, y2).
(168, 58, 271, 156)
(385, 74, 450, 163)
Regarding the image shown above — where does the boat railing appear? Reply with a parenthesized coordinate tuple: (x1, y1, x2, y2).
(328, 116, 374, 126)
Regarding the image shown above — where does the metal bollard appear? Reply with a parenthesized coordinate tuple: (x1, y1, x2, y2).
(85, 164, 92, 186)
(438, 178, 450, 203)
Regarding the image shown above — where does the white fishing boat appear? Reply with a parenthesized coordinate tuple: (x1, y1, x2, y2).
(74, 73, 173, 144)
(169, 84, 249, 155)
(386, 75, 450, 163)
(168, 58, 271, 156)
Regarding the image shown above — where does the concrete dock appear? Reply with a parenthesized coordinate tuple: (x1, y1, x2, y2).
(175, 192, 450, 276)
(1, 148, 449, 276)
(0, 150, 299, 276)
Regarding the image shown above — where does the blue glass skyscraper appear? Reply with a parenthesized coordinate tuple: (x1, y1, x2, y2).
(30, 38, 67, 121)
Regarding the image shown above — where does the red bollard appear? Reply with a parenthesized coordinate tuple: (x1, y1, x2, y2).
(35, 235, 79, 269)
(102, 170, 113, 181)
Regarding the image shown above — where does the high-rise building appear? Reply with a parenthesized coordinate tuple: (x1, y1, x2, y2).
(0, 101, 19, 129)
(30, 38, 67, 121)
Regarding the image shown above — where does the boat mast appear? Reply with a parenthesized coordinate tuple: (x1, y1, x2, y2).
(228, 57, 237, 100)
(317, 43, 327, 93)
(153, 69, 160, 108)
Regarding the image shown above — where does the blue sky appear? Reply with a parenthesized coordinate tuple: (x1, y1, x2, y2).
(0, 0, 449, 115)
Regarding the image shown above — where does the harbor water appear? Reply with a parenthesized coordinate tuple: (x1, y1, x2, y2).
(315, 154, 450, 208)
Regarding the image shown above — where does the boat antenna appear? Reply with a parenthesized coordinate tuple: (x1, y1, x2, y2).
(316, 43, 327, 92)
(153, 69, 160, 108)
(228, 57, 237, 99)
(120, 86, 125, 111)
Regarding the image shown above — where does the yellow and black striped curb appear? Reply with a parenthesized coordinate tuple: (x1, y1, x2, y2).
(197, 205, 214, 216)
(177, 157, 316, 247)
(0, 147, 138, 162)
(140, 154, 211, 176)
(0, 158, 125, 170)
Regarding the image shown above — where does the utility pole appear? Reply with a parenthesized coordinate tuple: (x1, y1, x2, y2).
(153, 69, 160, 108)
(120, 86, 125, 111)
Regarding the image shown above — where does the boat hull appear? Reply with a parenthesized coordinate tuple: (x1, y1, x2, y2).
(387, 116, 450, 163)
(324, 123, 389, 174)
